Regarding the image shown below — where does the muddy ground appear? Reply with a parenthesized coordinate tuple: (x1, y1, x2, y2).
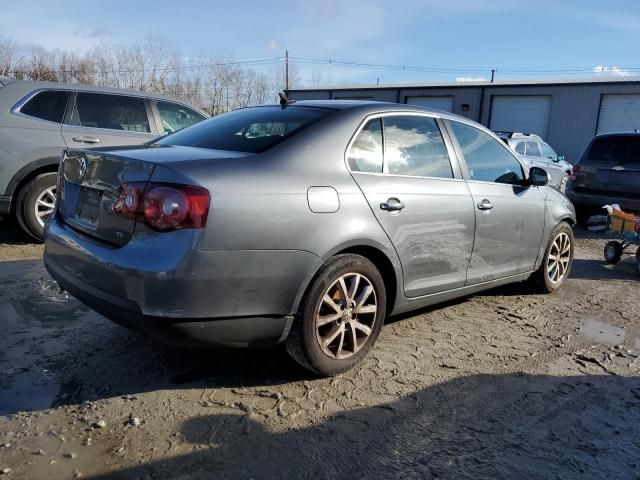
(0, 222, 639, 479)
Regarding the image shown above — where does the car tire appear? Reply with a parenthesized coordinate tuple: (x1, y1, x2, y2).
(528, 222, 574, 293)
(604, 241, 623, 264)
(286, 254, 386, 376)
(16, 172, 58, 242)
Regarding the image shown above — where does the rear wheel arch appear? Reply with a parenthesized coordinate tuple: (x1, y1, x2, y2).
(6, 158, 60, 211)
(291, 243, 399, 320)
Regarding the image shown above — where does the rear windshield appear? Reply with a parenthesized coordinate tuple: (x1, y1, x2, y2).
(155, 106, 336, 153)
(587, 136, 640, 163)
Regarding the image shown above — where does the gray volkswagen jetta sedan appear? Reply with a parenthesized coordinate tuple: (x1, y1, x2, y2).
(44, 101, 576, 376)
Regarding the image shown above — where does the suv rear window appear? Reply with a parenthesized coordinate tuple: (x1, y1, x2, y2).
(587, 136, 640, 163)
(156, 106, 335, 153)
(20, 90, 70, 123)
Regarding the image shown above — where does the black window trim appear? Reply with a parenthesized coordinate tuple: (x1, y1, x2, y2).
(11, 88, 72, 125)
(443, 118, 529, 187)
(344, 111, 464, 181)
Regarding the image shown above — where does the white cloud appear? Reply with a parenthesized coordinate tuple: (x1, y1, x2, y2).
(592, 65, 632, 77)
(456, 76, 488, 82)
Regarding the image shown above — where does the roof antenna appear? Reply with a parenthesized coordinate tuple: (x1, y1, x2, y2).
(279, 92, 296, 109)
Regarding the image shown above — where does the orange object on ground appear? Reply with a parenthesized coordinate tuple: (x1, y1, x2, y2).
(609, 208, 640, 233)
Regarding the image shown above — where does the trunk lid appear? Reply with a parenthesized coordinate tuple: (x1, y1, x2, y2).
(58, 149, 156, 246)
(57, 145, 248, 246)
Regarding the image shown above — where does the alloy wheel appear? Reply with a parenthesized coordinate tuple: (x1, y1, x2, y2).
(315, 272, 377, 360)
(547, 232, 571, 284)
(34, 186, 57, 228)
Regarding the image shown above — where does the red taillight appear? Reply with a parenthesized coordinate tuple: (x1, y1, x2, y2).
(569, 164, 580, 182)
(113, 182, 210, 232)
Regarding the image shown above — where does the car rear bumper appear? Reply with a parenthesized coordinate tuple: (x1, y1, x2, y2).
(43, 214, 322, 347)
(566, 187, 640, 213)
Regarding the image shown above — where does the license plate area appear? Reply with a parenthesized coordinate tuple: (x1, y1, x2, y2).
(76, 187, 102, 224)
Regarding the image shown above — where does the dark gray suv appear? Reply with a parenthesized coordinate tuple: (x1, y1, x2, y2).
(567, 133, 640, 223)
(0, 79, 207, 240)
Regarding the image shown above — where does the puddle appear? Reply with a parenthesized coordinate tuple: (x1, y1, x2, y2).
(0, 369, 61, 415)
(0, 263, 89, 415)
(580, 319, 640, 349)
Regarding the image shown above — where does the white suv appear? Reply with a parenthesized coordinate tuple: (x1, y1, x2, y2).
(496, 132, 572, 193)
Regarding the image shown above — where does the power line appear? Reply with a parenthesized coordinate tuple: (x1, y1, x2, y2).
(6, 57, 284, 76)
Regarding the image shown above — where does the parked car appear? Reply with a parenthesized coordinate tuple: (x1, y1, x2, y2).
(567, 133, 640, 224)
(0, 79, 207, 240)
(44, 101, 576, 376)
(496, 132, 572, 193)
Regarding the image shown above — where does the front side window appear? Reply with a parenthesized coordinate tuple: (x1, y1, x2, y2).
(525, 141, 541, 157)
(156, 101, 205, 134)
(156, 106, 335, 153)
(347, 119, 383, 173)
(450, 121, 525, 185)
(71, 93, 151, 133)
(19, 90, 70, 123)
(383, 116, 453, 178)
(539, 141, 557, 160)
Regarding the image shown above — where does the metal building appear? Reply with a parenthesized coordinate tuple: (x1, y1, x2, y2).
(287, 77, 640, 163)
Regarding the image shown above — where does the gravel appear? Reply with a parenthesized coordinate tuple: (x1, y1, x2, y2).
(0, 228, 639, 479)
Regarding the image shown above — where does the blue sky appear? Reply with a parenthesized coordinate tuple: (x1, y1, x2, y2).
(2, 0, 639, 85)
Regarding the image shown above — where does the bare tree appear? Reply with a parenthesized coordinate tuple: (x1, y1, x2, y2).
(0, 38, 17, 76)
(2, 36, 293, 114)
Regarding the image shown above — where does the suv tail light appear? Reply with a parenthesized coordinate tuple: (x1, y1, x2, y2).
(114, 182, 210, 231)
(569, 165, 580, 182)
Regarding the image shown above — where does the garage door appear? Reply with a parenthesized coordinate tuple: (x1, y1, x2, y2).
(406, 96, 453, 112)
(489, 96, 551, 137)
(597, 94, 640, 134)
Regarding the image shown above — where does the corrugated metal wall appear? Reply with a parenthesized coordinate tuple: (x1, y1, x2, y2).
(288, 82, 640, 163)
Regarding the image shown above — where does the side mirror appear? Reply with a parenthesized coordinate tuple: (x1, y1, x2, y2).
(529, 166, 549, 187)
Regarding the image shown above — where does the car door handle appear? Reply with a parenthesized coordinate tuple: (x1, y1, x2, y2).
(72, 136, 101, 144)
(380, 198, 405, 212)
(477, 199, 493, 210)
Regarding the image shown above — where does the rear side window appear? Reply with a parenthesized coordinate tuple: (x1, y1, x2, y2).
(587, 136, 640, 163)
(347, 119, 383, 173)
(383, 116, 453, 178)
(19, 90, 70, 123)
(450, 121, 525, 185)
(156, 106, 335, 153)
(71, 93, 151, 133)
(514, 142, 526, 154)
(156, 101, 205, 134)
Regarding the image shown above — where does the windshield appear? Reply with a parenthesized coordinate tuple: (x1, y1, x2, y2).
(155, 106, 336, 153)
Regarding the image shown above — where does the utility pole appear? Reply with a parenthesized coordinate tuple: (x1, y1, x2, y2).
(490, 69, 496, 83)
(285, 50, 289, 91)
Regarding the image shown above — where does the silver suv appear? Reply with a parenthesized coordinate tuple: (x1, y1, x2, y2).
(0, 79, 207, 240)
(497, 132, 572, 193)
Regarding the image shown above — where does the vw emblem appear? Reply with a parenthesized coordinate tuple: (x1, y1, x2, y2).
(78, 157, 88, 179)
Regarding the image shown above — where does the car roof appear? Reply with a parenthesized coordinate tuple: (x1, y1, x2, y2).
(2, 79, 204, 110)
(592, 131, 640, 139)
(258, 99, 474, 123)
